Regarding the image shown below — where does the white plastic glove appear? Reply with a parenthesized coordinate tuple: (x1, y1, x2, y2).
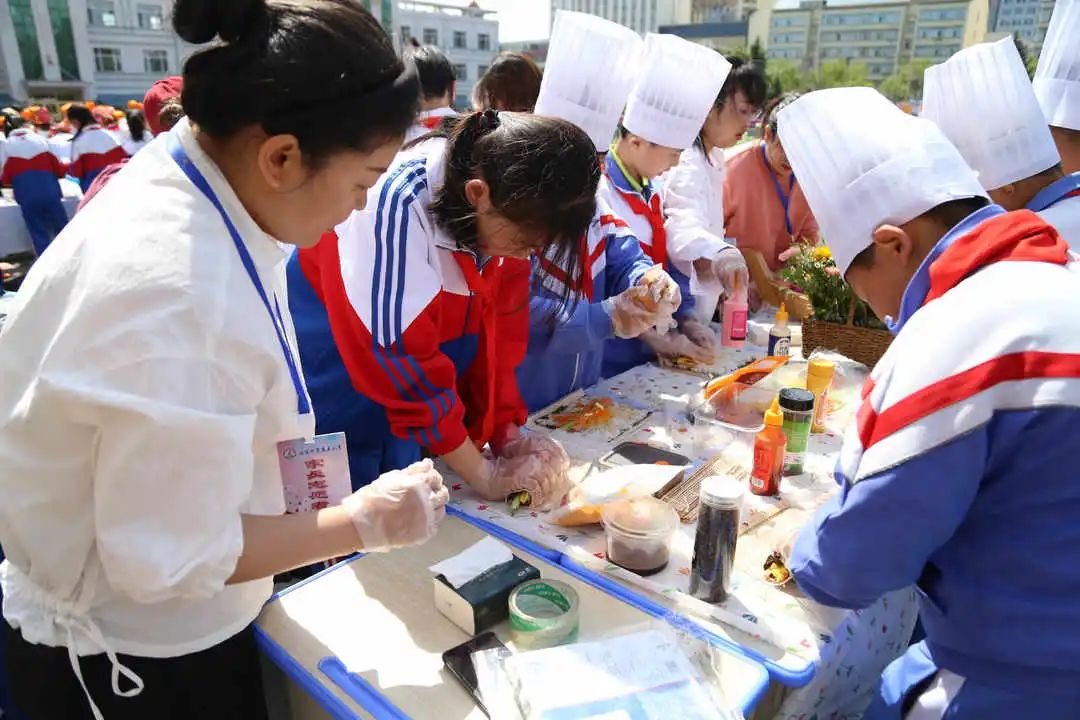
(678, 317, 718, 360)
(712, 249, 749, 300)
(602, 268, 681, 338)
(642, 328, 715, 362)
(342, 459, 448, 553)
(473, 436, 572, 511)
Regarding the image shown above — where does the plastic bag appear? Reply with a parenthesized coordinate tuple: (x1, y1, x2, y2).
(549, 464, 686, 527)
(473, 624, 745, 720)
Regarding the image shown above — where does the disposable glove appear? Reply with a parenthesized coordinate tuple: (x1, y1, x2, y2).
(678, 317, 718, 359)
(342, 459, 448, 552)
(642, 328, 714, 363)
(472, 436, 572, 511)
(712, 249, 749, 300)
(602, 267, 681, 338)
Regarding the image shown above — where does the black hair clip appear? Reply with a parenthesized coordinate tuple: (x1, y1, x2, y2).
(477, 108, 500, 133)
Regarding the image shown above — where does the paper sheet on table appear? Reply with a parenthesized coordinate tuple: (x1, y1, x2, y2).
(503, 630, 738, 720)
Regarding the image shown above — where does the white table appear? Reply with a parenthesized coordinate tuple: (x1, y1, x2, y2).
(447, 358, 917, 719)
(256, 516, 769, 720)
(0, 182, 82, 257)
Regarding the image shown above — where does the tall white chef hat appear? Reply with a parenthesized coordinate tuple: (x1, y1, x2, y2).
(534, 10, 643, 150)
(778, 87, 986, 275)
(621, 33, 732, 150)
(1034, 0, 1080, 131)
(922, 36, 1060, 191)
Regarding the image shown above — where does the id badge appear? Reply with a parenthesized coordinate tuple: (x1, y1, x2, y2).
(277, 432, 351, 513)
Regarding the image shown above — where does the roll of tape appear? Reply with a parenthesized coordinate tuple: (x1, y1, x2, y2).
(509, 578, 580, 650)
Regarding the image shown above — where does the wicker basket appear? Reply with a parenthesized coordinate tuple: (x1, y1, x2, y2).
(802, 298, 893, 368)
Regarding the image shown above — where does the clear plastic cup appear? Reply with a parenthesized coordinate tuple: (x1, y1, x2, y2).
(601, 496, 680, 576)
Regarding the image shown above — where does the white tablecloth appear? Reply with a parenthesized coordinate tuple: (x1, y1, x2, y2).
(448, 358, 917, 719)
(0, 181, 82, 257)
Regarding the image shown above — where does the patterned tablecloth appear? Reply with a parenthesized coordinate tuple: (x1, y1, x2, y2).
(448, 358, 917, 719)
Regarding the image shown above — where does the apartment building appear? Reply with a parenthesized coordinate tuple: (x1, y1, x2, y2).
(992, 0, 1054, 52)
(766, 0, 988, 81)
(397, 1, 497, 109)
(550, 0, 693, 34)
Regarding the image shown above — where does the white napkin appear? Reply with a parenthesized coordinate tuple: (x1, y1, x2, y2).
(429, 537, 513, 589)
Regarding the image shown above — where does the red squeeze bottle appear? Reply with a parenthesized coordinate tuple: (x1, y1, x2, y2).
(750, 399, 787, 496)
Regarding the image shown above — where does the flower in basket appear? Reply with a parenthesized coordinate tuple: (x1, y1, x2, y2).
(779, 243, 885, 329)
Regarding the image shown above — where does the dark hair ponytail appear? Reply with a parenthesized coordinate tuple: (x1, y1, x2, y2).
(431, 110, 598, 314)
(126, 109, 146, 142)
(174, 0, 419, 164)
(67, 104, 93, 140)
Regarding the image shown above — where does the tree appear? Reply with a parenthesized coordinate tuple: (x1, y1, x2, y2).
(813, 59, 868, 88)
(877, 60, 933, 102)
(766, 59, 807, 97)
(1013, 35, 1038, 78)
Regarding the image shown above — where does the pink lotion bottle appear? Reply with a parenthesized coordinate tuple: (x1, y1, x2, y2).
(721, 280, 748, 348)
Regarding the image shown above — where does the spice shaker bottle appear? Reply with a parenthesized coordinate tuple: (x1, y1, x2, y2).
(780, 388, 815, 476)
(689, 475, 744, 603)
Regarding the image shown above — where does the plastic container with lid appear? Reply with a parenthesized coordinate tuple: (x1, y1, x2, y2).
(601, 496, 680, 576)
(689, 476, 744, 603)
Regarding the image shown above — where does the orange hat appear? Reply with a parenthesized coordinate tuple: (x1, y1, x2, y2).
(20, 106, 35, 121)
(113, 109, 125, 120)
(127, 99, 142, 110)
(60, 102, 72, 116)
(86, 101, 96, 110)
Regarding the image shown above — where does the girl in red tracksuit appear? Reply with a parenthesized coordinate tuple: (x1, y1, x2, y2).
(288, 111, 598, 506)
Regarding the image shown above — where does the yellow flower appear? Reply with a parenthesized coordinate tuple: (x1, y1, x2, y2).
(812, 246, 833, 261)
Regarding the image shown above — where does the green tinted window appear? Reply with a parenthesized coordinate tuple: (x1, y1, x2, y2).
(8, 0, 43, 81)
(46, 0, 80, 80)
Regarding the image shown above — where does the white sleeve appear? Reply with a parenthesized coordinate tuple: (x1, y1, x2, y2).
(662, 152, 734, 264)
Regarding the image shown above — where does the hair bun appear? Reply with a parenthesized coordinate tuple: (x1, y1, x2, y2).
(173, 0, 266, 44)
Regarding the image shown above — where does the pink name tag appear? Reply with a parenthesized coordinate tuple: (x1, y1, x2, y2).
(277, 433, 351, 513)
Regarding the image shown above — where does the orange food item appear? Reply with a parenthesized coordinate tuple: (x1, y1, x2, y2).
(551, 397, 616, 432)
(704, 357, 789, 400)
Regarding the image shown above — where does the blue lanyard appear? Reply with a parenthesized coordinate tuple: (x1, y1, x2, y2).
(1025, 172, 1080, 212)
(166, 133, 311, 416)
(762, 143, 796, 236)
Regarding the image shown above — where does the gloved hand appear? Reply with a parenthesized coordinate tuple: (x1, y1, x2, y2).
(712, 249, 749, 301)
(472, 436, 572, 511)
(679, 317, 718, 359)
(488, 423, 522, 457)
(342, 459, 448, 553)
(642, 328, 715, 362)
(602, 268, 681, 338)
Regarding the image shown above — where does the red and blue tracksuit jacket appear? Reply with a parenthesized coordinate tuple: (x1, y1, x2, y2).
(597, 150, 695, 378)
(516, 195, 654, 412)
(790, 206, 1080, 718)
(287, 141, 529, 489)
(0, 128, 68, 255)
(69, 124, 127, 192)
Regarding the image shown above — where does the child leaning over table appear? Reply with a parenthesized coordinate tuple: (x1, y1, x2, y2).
(599, 34, 733, 377)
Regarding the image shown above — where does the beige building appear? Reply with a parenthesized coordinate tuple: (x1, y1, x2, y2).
(765, 0, 989, 81)
(550, 0, 693, 34)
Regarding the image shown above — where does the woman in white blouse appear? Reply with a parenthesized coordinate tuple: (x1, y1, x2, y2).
(0, 1, 444, 718)
(663, 56, 766, 322)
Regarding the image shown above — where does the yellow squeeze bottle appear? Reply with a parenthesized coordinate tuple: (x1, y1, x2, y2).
(806, 358, 836, 434)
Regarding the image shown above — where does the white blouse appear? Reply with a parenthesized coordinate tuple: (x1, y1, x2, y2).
(0, 118, 313, 705)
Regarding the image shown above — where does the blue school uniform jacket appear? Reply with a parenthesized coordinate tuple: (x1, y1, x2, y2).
(517, 199, 654, 412)
(791, 206, 1080, 711)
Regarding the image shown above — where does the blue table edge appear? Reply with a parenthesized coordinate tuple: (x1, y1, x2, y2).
(449, 505, 815, 689)
(255, 525, 773, 719)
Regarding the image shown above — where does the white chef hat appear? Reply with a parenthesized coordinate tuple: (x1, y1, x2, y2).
(778, 87, 986, 275)
(922, 37, 1060, 191)
(621, 33, 732, 150)
(1034, 0, 1080, 131)
(534, 10, 643, 150)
